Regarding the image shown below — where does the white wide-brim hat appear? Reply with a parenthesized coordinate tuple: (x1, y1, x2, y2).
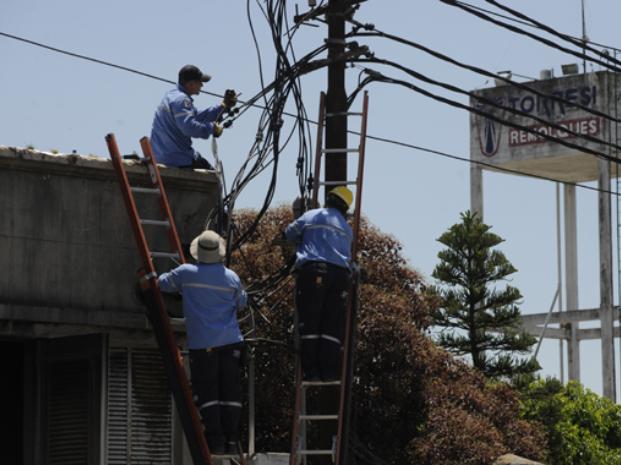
(189, 230, 226, 264)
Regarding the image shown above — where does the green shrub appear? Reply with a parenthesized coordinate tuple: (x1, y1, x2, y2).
(521, 379, 621, 465)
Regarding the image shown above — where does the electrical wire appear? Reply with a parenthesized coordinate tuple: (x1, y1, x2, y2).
(354, 56, 621, 157)
(482, 0, 621, 66)
(440, 0, 621, 74)
(3, 25, 620, 222)
(353, 65, 621, 165)
(455, 0, 621, 53)
(347, 19, 621, 124)
(0, 31, 228, 100)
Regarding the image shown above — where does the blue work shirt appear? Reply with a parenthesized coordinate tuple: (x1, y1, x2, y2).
(150, 85, 223, 167)
(285, 208, 353, 270)
(158, 262, 246, 350)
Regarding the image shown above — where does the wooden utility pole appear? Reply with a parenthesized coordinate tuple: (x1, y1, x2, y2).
(325, 0, 348, 195)
(321, 2, 348, 464)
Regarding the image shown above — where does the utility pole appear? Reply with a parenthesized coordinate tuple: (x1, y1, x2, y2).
(325, 0, 348, 195)
(321, 2, 347, 464)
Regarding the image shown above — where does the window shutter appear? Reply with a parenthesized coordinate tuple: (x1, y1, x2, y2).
(47, 360, 90, 465)
(107, 347, 173, 464)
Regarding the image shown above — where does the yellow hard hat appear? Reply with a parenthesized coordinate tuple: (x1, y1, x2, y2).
(328, 186, 353, 209)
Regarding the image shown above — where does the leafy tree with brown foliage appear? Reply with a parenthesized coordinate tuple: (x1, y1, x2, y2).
(432, 211, 539, 380)
(230, 206, 546, 465)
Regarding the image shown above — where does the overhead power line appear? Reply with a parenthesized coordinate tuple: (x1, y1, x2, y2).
(354, 65, 621, 165)
(348, 20, 621, 124)
(1, 29, 619, 200)
(355, 56, 621, 157)
(440, 0, 621, 74)
(456, 0, 621, 53)
(363, 131, 621, 198)
(482, 0, 621, 66)
(0, 31, 228, 99)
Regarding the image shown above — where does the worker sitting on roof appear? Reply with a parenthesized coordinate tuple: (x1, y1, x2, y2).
(150, 64, 237, 169)
(284, 186, 354, 382)
(158, 230, 246, 455)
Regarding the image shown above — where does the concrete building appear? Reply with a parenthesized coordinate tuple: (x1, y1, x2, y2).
(0, 145, 219, 464)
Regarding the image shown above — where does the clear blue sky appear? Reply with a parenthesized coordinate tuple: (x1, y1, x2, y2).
(2, 0, 620, 397)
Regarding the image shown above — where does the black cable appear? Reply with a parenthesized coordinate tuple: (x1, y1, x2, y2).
(347, 20, 621, 124)
(364, 127, 621, 197)
(440, 0, 621, 74)
(457, 0, 621, 53)
(3, 27, 618, 206)
(483, 0, 621, 67)
(0, 31, 227, 100)
(356, 66, 621, 165)
(355, 56, 621, 156)
(247, 0, 270, 109)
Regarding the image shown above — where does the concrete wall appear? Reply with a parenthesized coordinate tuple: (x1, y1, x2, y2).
(0, 146, 219, 333)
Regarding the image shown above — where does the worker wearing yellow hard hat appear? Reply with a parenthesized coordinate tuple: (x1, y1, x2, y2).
(283, 186, 354, 381)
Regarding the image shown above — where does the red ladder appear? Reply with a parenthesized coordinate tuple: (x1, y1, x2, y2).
(106, 134, 211, 465)
(290, 91, 369, 465)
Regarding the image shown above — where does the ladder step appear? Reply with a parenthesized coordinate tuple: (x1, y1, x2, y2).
(299, 414, 338, 421)
(212, 454, 246, 459)
(321, 148, 359, 154)
(298, 449, 334, 456)
(325, 111, 363, 117)
(151, 252, 180, 259)
(319, 180, 357, 187)
(140, 219, 170, 227)
(130, 186, 160, 194)
(301, 380, 341, 387)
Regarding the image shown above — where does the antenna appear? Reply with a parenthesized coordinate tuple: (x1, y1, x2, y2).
(581, 0, 588, 73)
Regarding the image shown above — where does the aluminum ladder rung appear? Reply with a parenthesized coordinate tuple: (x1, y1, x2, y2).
(151, 251, 180, 259)
(131, 186, 160, 194)
(140, 219, 170, 227)
(298, 450, 334, 456)
(325, 111, 363, 117)
(299, 414, 338, 421)
(212, 453, 247, 459)
(301, 380, 341, 387)
(319, 180, 357, 187)
(321, 148, 359, 154)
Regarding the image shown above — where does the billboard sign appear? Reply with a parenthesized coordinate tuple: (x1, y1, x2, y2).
(469, 71, 618, 182)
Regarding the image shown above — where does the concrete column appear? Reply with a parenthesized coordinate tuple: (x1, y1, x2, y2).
(599, 159, 616, 401)
(470, 165, 483, 219)
(564, 184, 580, 381)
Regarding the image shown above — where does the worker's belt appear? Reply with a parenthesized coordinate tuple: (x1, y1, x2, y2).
(296, 261, 349, 274)
(189, 341, 244, 354)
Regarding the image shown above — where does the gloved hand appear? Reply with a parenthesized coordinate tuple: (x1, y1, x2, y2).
(213, 123, 223, 138)
(222, 89, 238, 109)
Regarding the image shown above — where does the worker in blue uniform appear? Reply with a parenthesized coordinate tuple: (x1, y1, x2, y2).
(284, 186, 354, 381)
(150, 64, 237, 169)
(158, 230, 246, 455)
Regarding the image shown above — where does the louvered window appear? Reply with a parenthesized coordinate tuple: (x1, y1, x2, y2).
(47, 360, 90, 465)
(107, 347, 174, 464)
(41, 335, 101, 465)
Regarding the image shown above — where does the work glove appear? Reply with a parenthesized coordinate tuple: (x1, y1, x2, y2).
(222, 89, 238, 109)
(213, 123, 223, 138)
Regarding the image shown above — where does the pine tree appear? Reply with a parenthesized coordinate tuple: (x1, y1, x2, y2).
(432, 210, 539, 379)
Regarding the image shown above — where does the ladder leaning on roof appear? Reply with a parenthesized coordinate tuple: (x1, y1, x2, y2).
(106, 133, 210, 465)
(106, 134, 247, 465)
(289, 91, 369, 465)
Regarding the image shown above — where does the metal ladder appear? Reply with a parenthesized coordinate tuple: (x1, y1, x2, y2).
(289, 91, 369, 465)
(107, 134, 246, 465)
